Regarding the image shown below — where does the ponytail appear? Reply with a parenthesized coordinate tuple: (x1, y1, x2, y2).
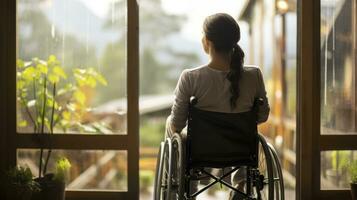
(227, 44, 244, 109)
(203, 13, 244, 109)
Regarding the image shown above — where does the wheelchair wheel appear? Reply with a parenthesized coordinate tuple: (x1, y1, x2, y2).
(154, 138, 173, 200)
(168, 133, 185, 200)
(268, 144, 285, 200)
(154, 142, 165, 200)
(252, 135, 274, 200)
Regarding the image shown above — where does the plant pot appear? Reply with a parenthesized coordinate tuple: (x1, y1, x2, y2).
(352, 183, 357, 200)
(32, 174, 65, 200)
(3, 184, 32, 200)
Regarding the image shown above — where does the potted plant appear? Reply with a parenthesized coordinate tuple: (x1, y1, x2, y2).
(0, 166, 40, 200)
(32, 158, 71, 200)
(350, 160, 357, 200)
(16, 55, 107, 200)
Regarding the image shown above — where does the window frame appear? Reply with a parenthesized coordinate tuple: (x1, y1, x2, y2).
(298, 0, 357, 199)
(0, 0, 139, 199)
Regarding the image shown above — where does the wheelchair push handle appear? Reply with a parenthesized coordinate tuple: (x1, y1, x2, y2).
(190, 96, 198, 106)
(254, 97, 264, 108)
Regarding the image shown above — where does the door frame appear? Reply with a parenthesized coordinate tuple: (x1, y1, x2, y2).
(298, 0, 357, 199)
(0, 0, 139, 199)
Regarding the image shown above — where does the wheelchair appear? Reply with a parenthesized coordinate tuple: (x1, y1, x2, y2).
(154, 98, 284, 200)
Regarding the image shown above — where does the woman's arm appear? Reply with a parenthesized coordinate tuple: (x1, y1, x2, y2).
(256, 68, 270, 123)
(170, 70, 192, 133)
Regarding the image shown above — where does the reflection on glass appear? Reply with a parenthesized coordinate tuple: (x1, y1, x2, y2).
(17, 0, 127, 134)
(17, 149, 127, 191)
(320, 0, 356, 135)
(321, 151, 356, 189)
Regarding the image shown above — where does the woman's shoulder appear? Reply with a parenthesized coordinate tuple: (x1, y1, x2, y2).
(181, 65, 208, 77)
(243, 64, 261, 72)
(242, 65, 263, 80)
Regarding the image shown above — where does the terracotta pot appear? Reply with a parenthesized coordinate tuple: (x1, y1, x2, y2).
(32, 174, 65, 200)
(352, 183, 357, 200)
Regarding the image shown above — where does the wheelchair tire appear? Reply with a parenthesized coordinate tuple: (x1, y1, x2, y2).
(169, 133, 185, 200)
(154, 142, 165, 200)
(268, 144, 285, 200)
(154, 138, 173, 200)
(256, 134, 275, 200)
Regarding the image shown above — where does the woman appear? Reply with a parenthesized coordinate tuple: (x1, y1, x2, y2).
(166, 13, 270, 199)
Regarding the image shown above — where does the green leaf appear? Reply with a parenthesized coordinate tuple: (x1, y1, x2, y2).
(44, 118, 51, 131)
(17, 59, 25, 68)
(73, 68, 86, 74)
(18, 120, 28, 127)
(54, 157, 71, 182)
(46, 98, 59, 109)
(17, 80, 25, 90)
(22, 66, 38, 80)
(62, 111, 71, 121)
(57, 84, 74, 96)
(47, 55, 58, 66)
(86, 76, 97, 87)
(37, 63, 48, 74)
(95, 73, 108, 86)
(36, 117, 42, 124)
(74, 90, 86, 105)
(74, 73, 86, 87)
(53, 66, 67, 79)
(48, 74, 60, 84)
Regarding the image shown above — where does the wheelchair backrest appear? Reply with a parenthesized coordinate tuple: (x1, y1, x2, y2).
(186, 97, 260, 168)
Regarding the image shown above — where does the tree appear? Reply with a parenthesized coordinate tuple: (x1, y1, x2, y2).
(101, 0, 199, 96)
(18, 3, 97, 70)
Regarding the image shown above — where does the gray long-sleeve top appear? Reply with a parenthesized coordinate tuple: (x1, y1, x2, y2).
(170, 65, 270, 132)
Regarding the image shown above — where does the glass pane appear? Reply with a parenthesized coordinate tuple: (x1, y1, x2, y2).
(320, 0, 357, 134)
(139, 0, 247, 198)
(17, 149, 127, 191)
(138, 1, 297, 199)
(321, 150, 357, 189)
(17, 0, 127, 134)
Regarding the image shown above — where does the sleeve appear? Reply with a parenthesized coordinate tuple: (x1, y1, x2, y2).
(170, 70, 192, 132)
(256, 68, 270, 123)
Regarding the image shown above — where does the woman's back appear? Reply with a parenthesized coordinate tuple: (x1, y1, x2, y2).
(170, 64, 270, 132)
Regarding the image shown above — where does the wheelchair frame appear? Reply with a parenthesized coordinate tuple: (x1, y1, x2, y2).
(154, 99, 284, 200)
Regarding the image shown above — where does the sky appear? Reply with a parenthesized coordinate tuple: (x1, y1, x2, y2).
(161, 0, 246, 41)
(78, 0, 248, 43)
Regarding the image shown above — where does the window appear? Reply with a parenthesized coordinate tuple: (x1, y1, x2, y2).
(321, 150, 357, 189)
(319, 0, 357, 194)
(298, 0, 357, 199)
(321, 0, 356, 135)
(138, 0, 252, 197)
(17, 0, 127, 135)
(2, 0, 139, 199)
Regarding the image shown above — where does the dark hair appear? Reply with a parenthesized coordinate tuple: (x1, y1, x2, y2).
(203, 13, 244, 109)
